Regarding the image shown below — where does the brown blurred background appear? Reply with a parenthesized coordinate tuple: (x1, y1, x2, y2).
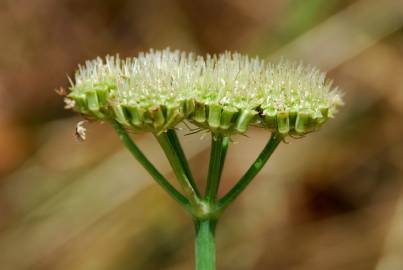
(1, 0, 403, 269)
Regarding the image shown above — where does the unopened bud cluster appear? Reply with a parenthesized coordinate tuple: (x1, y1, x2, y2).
(66, 49, 342, 135)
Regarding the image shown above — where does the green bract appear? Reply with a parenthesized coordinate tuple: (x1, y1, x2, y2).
(67, 49, 343, 135)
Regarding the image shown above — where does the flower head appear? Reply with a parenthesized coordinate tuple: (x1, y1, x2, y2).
(66, 49, 342, 136)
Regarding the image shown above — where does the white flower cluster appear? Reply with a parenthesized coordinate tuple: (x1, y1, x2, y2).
(67, 49, 343, 135)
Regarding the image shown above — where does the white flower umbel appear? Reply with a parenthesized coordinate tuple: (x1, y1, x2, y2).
(63, 49, 344, 270)
(67, 49, 342, 136)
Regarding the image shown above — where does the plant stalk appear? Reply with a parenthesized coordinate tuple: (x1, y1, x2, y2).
(155, 132, 203, 211)
(218, 132, 282, 211)
(195, 219, 217, 270)
(114, 121, 282, 270)
(205, 135, 228, 203)
(111, 121, 190, 209)
(166, 129, 200, 196)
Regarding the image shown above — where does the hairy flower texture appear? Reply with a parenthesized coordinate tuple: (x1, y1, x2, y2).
(67, 49, 343, 136)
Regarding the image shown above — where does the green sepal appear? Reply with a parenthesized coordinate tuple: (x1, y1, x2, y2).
(161, 105, 181, 132)
(289, 111, 298, 129)
(86, 91, 105, 118)
(208, 104, 222, 129)
(276, 112, 290, 135)
(113, 104, 130, 125)
(68, 92, 87, 111)
(295, 112, 312, 134)
(194, 101, 206, 123)
(184, 99, 196, 117)
(86, 91, 100, 111)
(143, 108, 155, 128)
(220, 107, 238, 130)
(124, 105, 145, 127)
(149, 106, 165, 129)
(263, 108, 277, 129)
(94, 86, 108, 107)
(235, 110, 257, 133)
(317, 106, 329, 124)
(319, 106, 328, 118)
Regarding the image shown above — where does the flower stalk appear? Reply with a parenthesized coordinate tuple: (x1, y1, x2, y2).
(154, 132, 203, 210)
(166, 129, 200, 196)
(205, 134, 228, 203)
(217, 132, 283, 211)
(111, 121, 191, 209)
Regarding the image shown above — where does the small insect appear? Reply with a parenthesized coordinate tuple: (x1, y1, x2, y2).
(64, 97, 75, 109)
(55, 87, 67, 96)
(75, 120, 87, 141)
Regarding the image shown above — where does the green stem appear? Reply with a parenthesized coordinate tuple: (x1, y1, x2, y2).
(217, 132, 282, 211)
(166, 129, 200, 196)
(155, 132, 203, 210)
(205, 134, 228, 203)
(218, 137, 229, 180)
(111, 121, 190, 209)
(195, 219, 216, 270)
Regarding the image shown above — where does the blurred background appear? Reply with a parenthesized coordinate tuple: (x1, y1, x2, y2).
(1, 0, 403, 269)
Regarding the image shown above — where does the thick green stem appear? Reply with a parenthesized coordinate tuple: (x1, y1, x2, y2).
(155, 132, 203, 211)
(166, 129, 200, 196)
(217, 132, 282, 211)
(195, 219, 216, 270)
(205, 135, 228, 203)
(111, 121, 190, 209)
